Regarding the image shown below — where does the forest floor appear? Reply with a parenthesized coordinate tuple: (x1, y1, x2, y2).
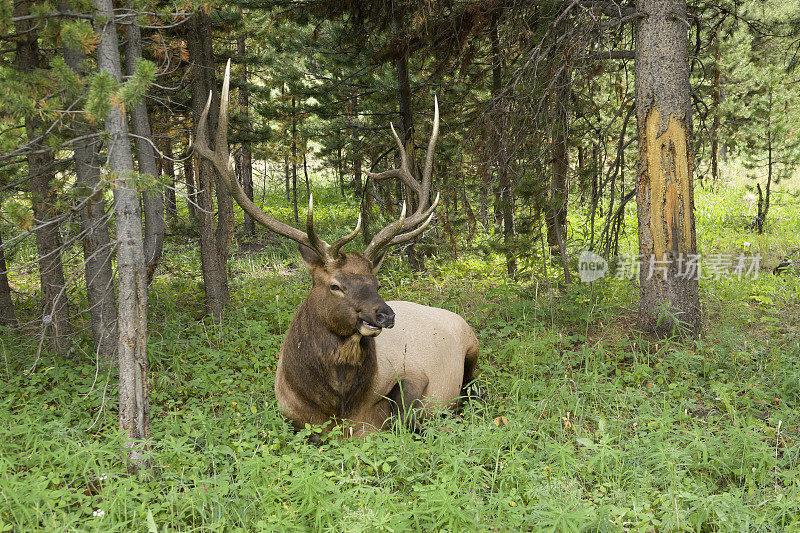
(1, 174, 799, 531)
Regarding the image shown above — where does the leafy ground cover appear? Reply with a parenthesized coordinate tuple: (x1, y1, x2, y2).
(1, 177, 799, 531)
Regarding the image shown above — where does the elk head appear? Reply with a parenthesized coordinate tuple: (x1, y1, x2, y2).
(194, 60, 440, 339)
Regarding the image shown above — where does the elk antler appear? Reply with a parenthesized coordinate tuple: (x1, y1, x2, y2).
(363, 98, 441, 262)
(194, 59, 360, 264)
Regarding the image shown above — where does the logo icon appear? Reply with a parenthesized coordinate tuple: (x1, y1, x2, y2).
(578, 250, 608, 282)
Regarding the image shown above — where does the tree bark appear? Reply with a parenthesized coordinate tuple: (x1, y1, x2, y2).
(186, 11, 234, 321)
(125, 14, 164, 284)
(282, 84, 290, 203)
(95, 0, 150, 469)
(635, 0, 700, 336)
(350, 96, 363, 197)
(184, 142, 197, 222)
(0, 231, 18, 328)
(236, 28, 255, 237)
(756, 121, 772, 234)
(491, 12, 516, 278)
(394, 11, 424, 271)
(162, 136, 178, 223)
(291, 96, 298, 223)
(546, 67, 570, 256)
(61, 15, 118, 361)
(15, 0, 71, 351)
(302, 150, 311, 197)
(710, 39, 721, 184)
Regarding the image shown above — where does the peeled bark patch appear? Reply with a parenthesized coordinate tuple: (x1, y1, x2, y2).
(643, 109, 694, 259)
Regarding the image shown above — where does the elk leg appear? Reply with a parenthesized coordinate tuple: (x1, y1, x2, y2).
(460, 344, 485, 406)
(387, 379, 427, 432)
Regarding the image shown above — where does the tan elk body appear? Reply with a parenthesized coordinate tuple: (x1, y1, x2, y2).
(196, 61, 479, 435)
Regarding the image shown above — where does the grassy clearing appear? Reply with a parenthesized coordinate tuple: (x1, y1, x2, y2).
(1, 179, 800, 531)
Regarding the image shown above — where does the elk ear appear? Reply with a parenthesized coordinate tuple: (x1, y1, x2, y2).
(371, 251, 388, 274)
(299, 244, 324, 270)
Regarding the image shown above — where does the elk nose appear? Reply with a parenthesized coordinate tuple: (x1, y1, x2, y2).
(375, 305, 395, 329)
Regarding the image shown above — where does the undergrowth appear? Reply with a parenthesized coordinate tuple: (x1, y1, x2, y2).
(1, 178, 799, 531)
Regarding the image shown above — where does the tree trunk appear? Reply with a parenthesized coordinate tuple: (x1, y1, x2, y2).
(394, 12, 424, 271)
(291, 97, 298, 223)
(236, 28, 255, 237)
(350, 96, 363, 197)
(0, 231, 18, 328)
(125, 15, 164, 284)
(184, 145, 197, 222)
(756, 124, 772, 234)
(303, 150, 311, 197)
(15, 0, 71, 351)
(186, 12, 233, 321)
(61, 16, 118, 361)
(282, 85, 290, 203)
(545, 63, 572, 283)
(337, 141, 346, 197)
(635, 0, 700, 336)
(162, 136, 178, 224)
(95, 0, 150, 469)
(710, 39, 721, 184)
(491, 12, 516, 278)
(546, 68, 570, 254)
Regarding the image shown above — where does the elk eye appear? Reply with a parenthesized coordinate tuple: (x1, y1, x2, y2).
(330, 283, 343, 293)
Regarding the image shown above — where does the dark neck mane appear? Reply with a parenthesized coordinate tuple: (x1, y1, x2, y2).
(281, 298, 377, 418)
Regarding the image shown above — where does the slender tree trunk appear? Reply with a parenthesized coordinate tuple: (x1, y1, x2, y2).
(589, 143, 599, 248)
(546, 68, 570, 254)
(635, 0, 700, 336)
(710, 40, 721, 184)
(236, 28, 255, 237)
(61, 21, 118, 362)
(350, 96, 363, 197)
(491, 12, 516, 278)
(186, 12, 233, 321)
(303, 150, 311, 197)
(337, 141, 346, 197)
(162, 136, 178, 223)
(0, 232, 17, 328)
(756, 122, 772, 234)
(461, 183, 477, 238)
(125, 15, 164, 284)
(282, 85, 290, 203)
(394, 12, 424, 271)
(184, 145, 197, 221)
(15, 0, 71, 351)
(291, 97, 298, 223)
(95, 0, 150, 468)
(478, 160, 489, 230)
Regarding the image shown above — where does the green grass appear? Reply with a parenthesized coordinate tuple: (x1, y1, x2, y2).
(1, 176, 800, 531)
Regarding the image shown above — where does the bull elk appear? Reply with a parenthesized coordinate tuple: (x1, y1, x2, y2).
(195, 60, 479, 436)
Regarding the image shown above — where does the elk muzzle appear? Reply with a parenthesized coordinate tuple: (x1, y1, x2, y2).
(358, 303, 395, 336)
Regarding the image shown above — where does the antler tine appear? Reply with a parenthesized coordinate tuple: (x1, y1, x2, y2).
(194, 59, 338, 257)
(194, 90, 214, 160)
(305, 194, 334, 262)
(419, 96, 439, 211)
(363, 201, 407, 261)
(329, 214, 362, 259)
(365, 123, 422, 195)
(362, 97, 441, 262)
(389, 211, 435, 246)
(388, 192, 439, 246)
